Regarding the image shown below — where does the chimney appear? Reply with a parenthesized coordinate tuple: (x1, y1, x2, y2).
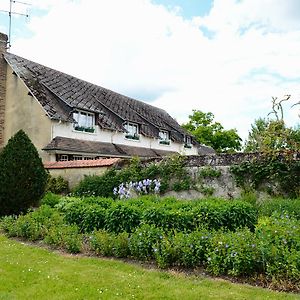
(0, 32, 8, 147)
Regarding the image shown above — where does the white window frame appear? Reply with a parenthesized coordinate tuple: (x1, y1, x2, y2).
(124, 122, 139, 140)
(159, 130, 170, 145)
(60, 155, 68, 161)
(73, 110, 95, 131)
(184, 136, 192, 148)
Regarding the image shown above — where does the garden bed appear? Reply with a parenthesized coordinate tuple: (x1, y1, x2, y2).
(1, 195, 300, 292)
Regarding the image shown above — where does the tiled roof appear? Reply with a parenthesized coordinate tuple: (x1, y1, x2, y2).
(43, 136, 177, 158)
(44, 158, 120, 169)
(4, 52, 192, 143)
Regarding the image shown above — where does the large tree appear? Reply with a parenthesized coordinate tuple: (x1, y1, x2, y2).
(0, 130, 48, 216)
(244, 96, 300, 152)
(182, 110, 242, 153)
(244, 118, 300, 152)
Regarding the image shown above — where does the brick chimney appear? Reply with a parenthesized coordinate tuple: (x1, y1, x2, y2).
(0, 32, 8, 147)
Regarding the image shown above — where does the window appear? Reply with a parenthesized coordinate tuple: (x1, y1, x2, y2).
(73, 156, 83, 161)
(73, 110, 95, 133)
(60, 155, 68, 161)
(124, 122, 139, 140)
(159, 130, 170, 145)
(184, 136, 192, 148)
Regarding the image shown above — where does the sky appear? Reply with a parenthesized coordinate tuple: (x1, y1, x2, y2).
(0, 0, 300, 141)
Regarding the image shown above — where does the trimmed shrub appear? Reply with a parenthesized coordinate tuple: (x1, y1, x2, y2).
(46, 175, 69, 194)
(105, 204, 141, 233)
(0, 130, 48, 216)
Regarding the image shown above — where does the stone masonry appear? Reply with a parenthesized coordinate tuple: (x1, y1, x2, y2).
(0, 33, 8, 147)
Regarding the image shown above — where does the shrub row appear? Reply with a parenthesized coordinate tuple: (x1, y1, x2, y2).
(90, 215, 300, 286)
(0, 205, 82, 253)
(57, 197, 257, 233)
(1, 207, 300, 287)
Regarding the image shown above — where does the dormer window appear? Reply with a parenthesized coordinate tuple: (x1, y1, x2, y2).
(159, 130, 170, 145)
(124, 122, 139, 140)
(73, 110, 95, 133)
(184, 136, 192, 148)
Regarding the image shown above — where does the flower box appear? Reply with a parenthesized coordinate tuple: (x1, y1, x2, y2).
(125, 133, 140, 140)
(159, 140, 170, 145)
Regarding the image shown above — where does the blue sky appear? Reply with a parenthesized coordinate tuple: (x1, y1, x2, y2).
(0, 0, 299, 140)
(153, 0, 213, 18)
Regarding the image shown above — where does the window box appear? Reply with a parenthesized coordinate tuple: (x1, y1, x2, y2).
(125, 133, 140, 140)
(74, 126, 85, 132)
(84, 127, 95, 133)
(184, 143, 192, 149)
(159, 140, 170, 145)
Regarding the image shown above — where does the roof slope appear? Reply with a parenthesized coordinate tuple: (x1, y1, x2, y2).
(44, 158, 120, 169)
(43, 136, 177, 158)
(4, 52, 189, 142)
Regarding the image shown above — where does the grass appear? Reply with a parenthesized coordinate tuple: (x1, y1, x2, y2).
(0, 235, 299, 300)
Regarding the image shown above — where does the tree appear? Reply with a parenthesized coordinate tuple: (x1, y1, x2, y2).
(0, 130, 48, 216)
(182, 110, 242, 153)
(244, 118, 300, 152)
(244, 95, 300, 152)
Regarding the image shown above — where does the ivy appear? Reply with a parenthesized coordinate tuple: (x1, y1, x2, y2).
(230, 152, 300, 198)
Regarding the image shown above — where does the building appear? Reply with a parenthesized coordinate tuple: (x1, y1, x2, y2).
(0, 32, 212, 163)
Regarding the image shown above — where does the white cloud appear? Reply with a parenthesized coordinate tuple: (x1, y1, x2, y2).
(9, 0, 300, 140)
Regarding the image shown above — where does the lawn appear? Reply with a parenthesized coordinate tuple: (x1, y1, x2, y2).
(0, 235, 298, 300)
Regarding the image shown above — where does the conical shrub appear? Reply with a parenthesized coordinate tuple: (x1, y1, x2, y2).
(0, 130, 48, 216)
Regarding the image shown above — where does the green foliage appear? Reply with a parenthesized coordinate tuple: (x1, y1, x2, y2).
(231, 153, 300, 198)
(244, 118, 300, 152)
(58, 196, 257, 233)
(74, 155, 192, 197)
(40, 192, 62, 207)
(182, 110, 242, 153)
(129, 224, 164, 260)
(257, 198, 300, 219)
(46, 175, 69, 194)
(155, 229, 212, 269)
(105, 203, 141, 233)
(44, 224, 82, 253)
(3, 196, 300, 287)
(90, 230, 130, 258)
(199, 167, 222, 179)
(0, 130, 48, 216)
(73, 168, 121, 198)
(205, 228, 259, 276)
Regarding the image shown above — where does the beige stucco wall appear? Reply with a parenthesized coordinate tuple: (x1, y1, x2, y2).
(4, 65, 52, 161)
(48, 166, 109, 189)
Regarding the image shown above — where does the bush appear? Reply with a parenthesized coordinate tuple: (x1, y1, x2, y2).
(193, 200, 257, 231)
(0, 130, 48, 216)
(105, 204, 141, 233)
(90, 230, 130, 258)
(0, 205, 64, 240)
(46, 176, 69, 194)
(73, 169, 121, 198)
(257, 198, 300, 219)
(205, 229, 259, 276)
(129, 225, 164, 260)
(44, 224, 82, 253)
(155, 229, 212, 269)
(40, 192, 62, 207)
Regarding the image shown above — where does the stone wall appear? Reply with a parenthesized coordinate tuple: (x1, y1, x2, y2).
(0, 33, 8, 147)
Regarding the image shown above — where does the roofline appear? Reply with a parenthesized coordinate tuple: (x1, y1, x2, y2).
(4, 57, 52, 120)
